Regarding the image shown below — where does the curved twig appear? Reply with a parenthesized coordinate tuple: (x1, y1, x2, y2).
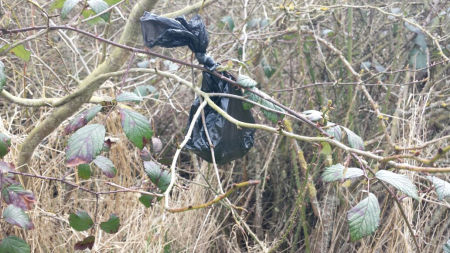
(167, 180, 260, 213)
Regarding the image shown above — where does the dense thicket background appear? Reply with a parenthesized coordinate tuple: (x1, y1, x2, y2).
(0, 0, 449, 252)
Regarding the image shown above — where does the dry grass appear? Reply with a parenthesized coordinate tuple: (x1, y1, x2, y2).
(0, 0, 449, 252)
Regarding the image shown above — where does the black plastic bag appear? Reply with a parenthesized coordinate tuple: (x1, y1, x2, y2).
(140, 12, 215, 68)
(141, 12, 255, 164)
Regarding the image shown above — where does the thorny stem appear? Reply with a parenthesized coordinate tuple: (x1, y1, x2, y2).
(8, 170, 163, 197)
(7, 169, 256, 214)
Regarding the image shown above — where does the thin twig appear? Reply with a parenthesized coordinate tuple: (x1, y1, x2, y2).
(164, 100, 208, 209)
(166, 180, 260, 213)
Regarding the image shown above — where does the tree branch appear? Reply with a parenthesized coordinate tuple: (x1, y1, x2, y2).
(1, 89, 110, 107)
(13, 0, 216, 173)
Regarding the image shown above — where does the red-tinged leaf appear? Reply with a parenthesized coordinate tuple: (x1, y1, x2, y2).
(93, 155, 116, 178)
(152, 137, 163, 153)
(66, 124, 105, 167)
(100, 214, 120, 234)
(0, 161, 18, 188)
(74, 235, 95, 250)
(2, 204, 34, 230)
(0, 133, 11, 158)
(119, 108, 153, 149)
(0, 161, 14, 173)
(65, 105, 102, 135)
(140, 147, 151, 161)
(1, 184, 35, 210)
(102, 138, 113, 152)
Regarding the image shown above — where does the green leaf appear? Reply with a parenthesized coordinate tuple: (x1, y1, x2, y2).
(104, 0, 121, 5)
(74, 236, 95, 250)
(325, 123, 342, 141)
(93, 155, 116, 178)
(134, 85, 157, 97)
(303, 110, 323, 122)
(426, 176, 450, 201)
(246, 18, 261, 28)
(342, 126, 364, 150)
(220, 16, 234, 31)
(0, 133, 11, 158)
(100, 214, 120, 234)
(77, 164, 91, 179)
(144, 161, 170, 192)
(361, 61, 371, 70)
(64, 105, 102, 135)
(61, 0, 81, 19)
(444, 239, 450, 253)
(347, 193, 380, 241)
(0, 60, 6, 92)
(119, 108, 153, 149)
(87, 0, 110, 21)
(242, 90, 258, 110)
(66, 124, 105, 167)
(69, 210, 94, 231)
(116, 91, 143, 103)
(260, 18, 270, 28)
(243, 88, 284, 123)
(50, 0, 66, 10)
(82, 9, 103, 25)
(376, 170, 419, 200)
(374, 63, 386, 73)
(414, 33, 427, 49)
(404, 21, 421, 34)
(322, 163, 364, 182)
(237, 75, 258, 88)
(139, 194, 154, 208)
(322, 29, 334, 37)
(409, 47, 428, 70)
(320, 142, 332, 155)
(260, 99, 285, 123)
(0, 236, 30, 253)
(2, 204, 34, 230)
(10, 45, 31, 62)
(261, 58, 275, 78)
